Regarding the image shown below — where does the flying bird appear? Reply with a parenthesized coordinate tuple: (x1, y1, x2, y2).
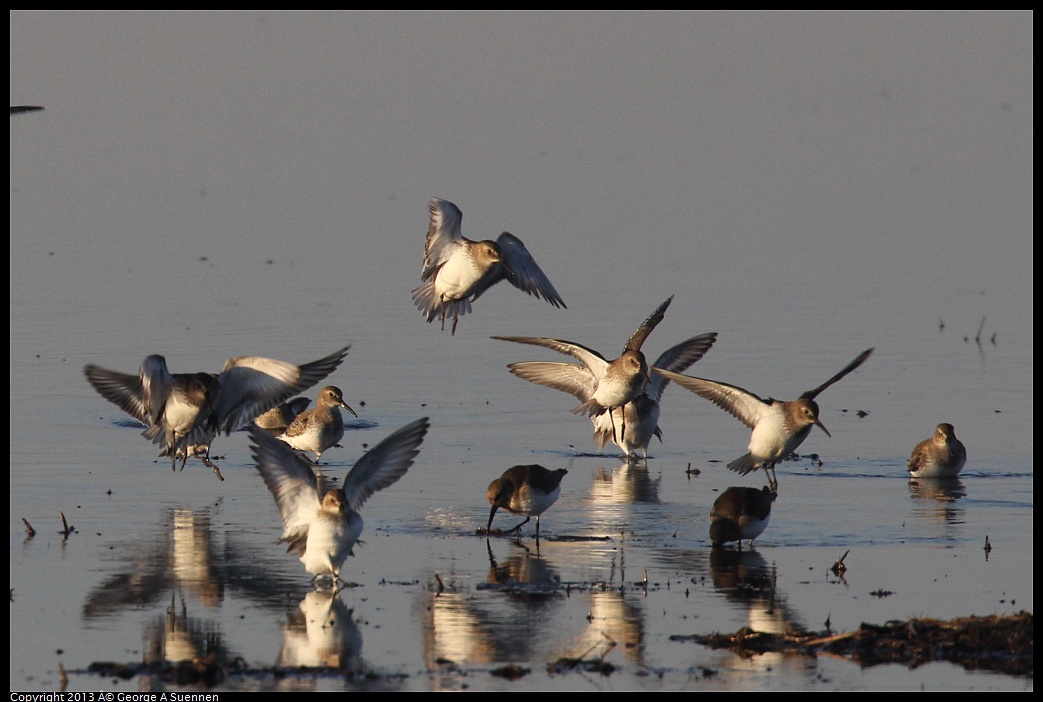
(412, 198, 565, 335)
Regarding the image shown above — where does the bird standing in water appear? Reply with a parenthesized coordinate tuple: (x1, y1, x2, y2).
(485, 464, 568, 540)
(656, 348, 873, 490)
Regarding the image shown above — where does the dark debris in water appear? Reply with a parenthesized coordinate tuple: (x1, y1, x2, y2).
(82, 657, 409, 688)
(674, 612, 1033, 677)
(490, 664, 530, 680)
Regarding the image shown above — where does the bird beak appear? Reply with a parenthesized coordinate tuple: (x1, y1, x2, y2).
(340, 400, 358, 418)
(487, 505, 499, 532)
(816, 419, 832, 438)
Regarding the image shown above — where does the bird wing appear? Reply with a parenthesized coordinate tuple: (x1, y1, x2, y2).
(83, 363, 150, 425)
(342, 418, 429, 513)
(646, 332, 718, 400)
(492, 336, 610, 380)
(800, 347, 874, 400)
(139, 355, 175, 425)
(506, 361, 597, 402)
(480, 232, 566, 308)
(652, 368, 769, 430)
(210, 347, 350, 436)
(249, 426, 323, 551)
(624, 296, 673, 353)
(421, 198, 465, 281)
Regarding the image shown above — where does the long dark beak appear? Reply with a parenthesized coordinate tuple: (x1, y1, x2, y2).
(340, 400, 358, 418)
(816, 419, 831, 438)
(487, 505, 499, 531)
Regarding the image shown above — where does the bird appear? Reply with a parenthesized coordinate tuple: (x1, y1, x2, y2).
(250, 417, 429, 588)
(411, 198, 565, 335)
(494, 296, 676, 448)
(485, 464, 568, 540)
(252, 396, 312, 433)
(908, 423, 967, 479)
(709, 485, 777, 549)
(654, 348, 873, 490)
(83, 346, 350, 479)
(277, 386, 358, 464)
(503, 329, 717, 459)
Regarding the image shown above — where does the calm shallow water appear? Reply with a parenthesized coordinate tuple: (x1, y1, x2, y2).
(10, 11, 1032, 692)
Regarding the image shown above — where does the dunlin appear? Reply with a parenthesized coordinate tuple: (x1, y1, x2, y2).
(277, 386, 358, 464)
(250, 417, 429, 588)
(655, 348, 873, 489)
(253, 397, 311, 433)
(494, 296, 675, 446)
(83, 346, 350, 478)
(485, 464, 568, 540)
(411, 198, 566, 335)
(505, 330, 717, 459)
(709, 485, 776, 549)
(908, 423, 967, 479)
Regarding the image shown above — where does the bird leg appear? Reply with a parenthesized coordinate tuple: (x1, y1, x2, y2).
(506, 516, 531, 534)
(765, 465, 778, 493)
(197, 450, 224, 482)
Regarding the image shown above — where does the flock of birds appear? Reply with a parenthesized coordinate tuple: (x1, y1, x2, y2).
(80, 196, 968, 588)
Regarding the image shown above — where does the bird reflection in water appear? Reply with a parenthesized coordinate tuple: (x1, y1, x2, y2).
(277, 589, 363, 673)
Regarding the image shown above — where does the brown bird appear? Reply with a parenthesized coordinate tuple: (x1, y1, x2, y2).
(277, 386, 358, 464)
(709, 485, 777, 549)
(486, 464, 568, 540)
(908, 423, 967, 479)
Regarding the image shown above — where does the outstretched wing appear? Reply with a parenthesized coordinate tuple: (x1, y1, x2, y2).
(209, 346, 350, 436)
(488, 232, 566, 308)
(647, 332, 718, 400)
(342, 418, 429, 512)
(624, 296, 673, 353)
(421, 198, 465, 282)
(249, 425, 323, 555)
(652, 368, 769, 430)
(83, 363, 150, 425)
(801, 348, 874, 400)
(505, 361, 597, 402)
(493, 335, 610, 380)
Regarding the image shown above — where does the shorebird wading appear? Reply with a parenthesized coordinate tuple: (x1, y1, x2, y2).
(494, 296, 676, 448)
(251, 417, 429, 588)
(655, 348, 873, 490)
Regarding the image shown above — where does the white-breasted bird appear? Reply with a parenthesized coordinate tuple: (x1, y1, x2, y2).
(411, 198, 565, 335)
(494, 296, 676, 447)
(251, 417, 429, 588)
(655, 348, 873, 490)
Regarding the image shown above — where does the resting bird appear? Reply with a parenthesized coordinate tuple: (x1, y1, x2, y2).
(908, 423, 967, 479)
(277, 386, 358, 464)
